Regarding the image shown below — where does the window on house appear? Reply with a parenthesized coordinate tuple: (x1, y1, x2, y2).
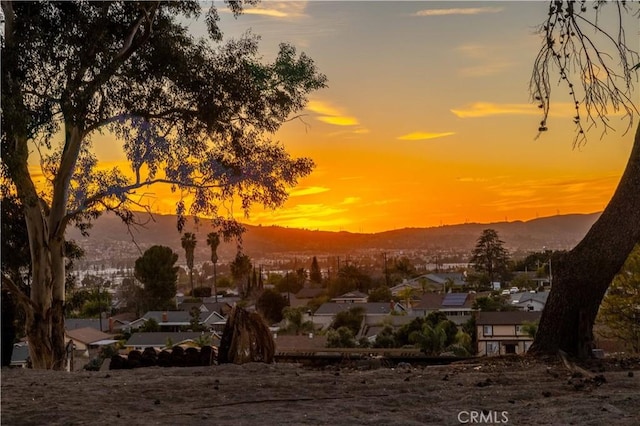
(483, 325, 493, 336)
(486, 341, 499, 355)
(515, 325, 523, 335)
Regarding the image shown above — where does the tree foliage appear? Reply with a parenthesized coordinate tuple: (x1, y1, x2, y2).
(256, 288, 288, 325)
(1, 0, 325, 369)
(328, 265, 373, 297)
(469, 229, 510, 284)
(368, 285, 392, 303)
(282, 306, 314, 335)
(134, 245, 178, 311)
(531, 0, 638, 143)
(326, 326, 357, 348)
(118, 277, 145, 317)
(309, 256, 322, 285)
(230, 252, 253, 297)
(395, 312, 458, 349)
(598, 245, 640, 352)
(275, 269, 305, 296)
(473, 295, 518, 312)
(330, 306, 365, 337)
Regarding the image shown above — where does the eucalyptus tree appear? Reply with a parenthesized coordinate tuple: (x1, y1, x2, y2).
(1, 1, 326, 369)
(206, 232, 221, 302)
(181, 232, 197, 295)
(528, 1, 639, 358)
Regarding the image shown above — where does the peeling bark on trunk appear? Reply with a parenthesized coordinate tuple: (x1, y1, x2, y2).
(8, 124, 83, 369)
(530, 123, 640, 358)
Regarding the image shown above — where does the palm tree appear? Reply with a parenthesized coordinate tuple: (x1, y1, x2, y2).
(206, 232, 220, 302)
(181, 232, 197, 296)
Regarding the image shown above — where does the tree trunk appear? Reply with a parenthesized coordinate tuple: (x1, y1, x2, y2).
(7, 123, 83, 369)
(530, 123, 640, 358)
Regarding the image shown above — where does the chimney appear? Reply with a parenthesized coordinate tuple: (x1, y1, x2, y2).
(162, 311, 168, 322)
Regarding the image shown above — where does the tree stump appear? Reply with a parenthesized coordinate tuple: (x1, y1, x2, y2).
(218, 306, 275, 364)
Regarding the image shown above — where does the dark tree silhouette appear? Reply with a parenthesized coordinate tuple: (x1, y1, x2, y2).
(529, 1, 640, 358)
(469, 229, 510, 286)
(181, 232, 197, 295)
(256, 288, 288, 325)
(310, 256, 322, 285)
(230, 253, 252, 298)
(206, 232, 221, 302)
(134, 246, 179, 311)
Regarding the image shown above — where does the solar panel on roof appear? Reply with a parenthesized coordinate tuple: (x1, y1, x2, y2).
(442, 293, 467, 306)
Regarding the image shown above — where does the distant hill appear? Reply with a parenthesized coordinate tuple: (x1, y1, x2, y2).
(66, 212, 600, 264)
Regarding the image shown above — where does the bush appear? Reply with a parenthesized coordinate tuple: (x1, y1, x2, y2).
(192, 287, 212, 298)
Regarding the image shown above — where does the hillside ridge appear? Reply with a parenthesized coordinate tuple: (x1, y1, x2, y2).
(66, 212, 600, 263)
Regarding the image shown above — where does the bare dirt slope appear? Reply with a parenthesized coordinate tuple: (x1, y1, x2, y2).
(2, 357, 639, 425)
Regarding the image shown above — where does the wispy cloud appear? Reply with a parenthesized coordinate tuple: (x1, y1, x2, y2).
(397, 131, 455, 141)
(242, 8, 289, 18)
(341, 197, 361, 205)
(306, 99, 368, 133)
(289, 186, 330, 197)
(226, 1, 308, 19)
(482, 175, 618, 212)
(451, 102, 595, 118)
(456, 177, 489, 183)
(317, 116, 360, 126)
(413, 7, 503, 17)
(451, 102, 538, 118)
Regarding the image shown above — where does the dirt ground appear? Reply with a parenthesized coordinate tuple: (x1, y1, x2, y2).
(2, 356, 639, 425)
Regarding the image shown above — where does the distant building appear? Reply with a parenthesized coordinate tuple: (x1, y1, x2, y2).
(476, 311, 541, 356)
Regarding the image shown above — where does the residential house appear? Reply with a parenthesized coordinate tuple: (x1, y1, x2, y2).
(175, 295, 240, 307)
(476, 311, 541, 356)
(425, 273, 467, 291)
(296, 287, 325, 300)
(124, 332, 219, 351)
(65, 327, 118, 354)
(126, 310, 226, 333)
(177, 301, 233, 317)
(312, 302, 405, 335)
(390, 273, 466, 297)
(508, 291, 549, 312)
(331, 291, 368, 304)
(412, 292, 479, 325)
(411, 293, 445, 317)
(287, 287, 326, 309)
(361, 315, 416, 344)
(10, 342, 30, 368)
(65, 317, 110, 333)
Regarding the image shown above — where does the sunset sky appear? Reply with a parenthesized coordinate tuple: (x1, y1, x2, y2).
(36, 1, 639, 234)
